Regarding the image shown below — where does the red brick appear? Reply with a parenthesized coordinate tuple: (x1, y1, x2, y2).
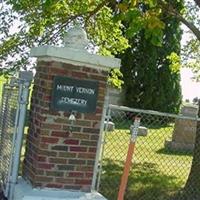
(39, 73, 53, 81)
(99, 82, 106, 88)
(64, 139, 79, 145)
(54, 118, 70, 124)
(49, 158, 67, 164)
(62, 63, 81, 71)
(70, 147, 87, 152)
(38, 129, 50, 136)
(58, 152, 77, 158)
(76, 166, 93, 172)
(90, 135, 99, 141)
(37, 163, 54, 170)
(49, 68, 68, 75)
(80, 140, 97, 146)
(51, 145, 68, 151)
(41, 137, 59, 144)
(88, 147, 97, 153)
(36, 156, 47, 162)
(45, 183, 63, 189)
(38, 150, 57, 157)
(83, 128, 100, 134)
(56, 178, 74, 184)
(85, 172, 93, 178)
(71, 71, 88, 79)
(68, 159, 86, 165)
(36, 169, 45, 175)
(46, 171, 64, 177)
(63, 126, 81, 132)
(75, 179, 92, 185)
(23, 58, 109, 188)
(39, 143, 49, 150)
(57, 165, 74, 171)
(87, 160, 95, 166)
(34, 176, 53, 182)
(90, 74, 107, 82)
(76, 120, 91, 127)
(71, 133, 90, 140)
(51, 131, 69, 137)
(78, 153, 96, 159)
(68, 172, 84, 178)
(41, 123, 62, 130)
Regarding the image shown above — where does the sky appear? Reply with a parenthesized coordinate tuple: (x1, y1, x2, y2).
(181, 68, 200, 101)
(180, 24, 200, 102)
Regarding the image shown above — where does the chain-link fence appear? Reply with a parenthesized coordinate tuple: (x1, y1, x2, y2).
(0, 81, 19, 193)
(97, 104, 199, 200)
(0, 72, 32, 199)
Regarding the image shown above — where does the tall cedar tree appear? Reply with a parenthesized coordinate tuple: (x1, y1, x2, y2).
(120, 1, 183, 114)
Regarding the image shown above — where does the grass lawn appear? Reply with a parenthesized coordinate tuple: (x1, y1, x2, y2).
(99, 123, 193, 200)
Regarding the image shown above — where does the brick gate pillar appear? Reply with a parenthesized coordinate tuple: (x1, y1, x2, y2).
(22, 27, 120, 193)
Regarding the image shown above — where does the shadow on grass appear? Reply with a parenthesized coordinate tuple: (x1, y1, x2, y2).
(157, 148, 193, 157)
(99, 159, 182, 200)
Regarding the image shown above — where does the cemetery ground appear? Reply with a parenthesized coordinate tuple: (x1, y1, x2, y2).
(98, 121, 193, 200)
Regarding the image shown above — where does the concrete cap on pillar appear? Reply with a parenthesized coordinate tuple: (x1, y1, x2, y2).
(30, 27, 121, 70)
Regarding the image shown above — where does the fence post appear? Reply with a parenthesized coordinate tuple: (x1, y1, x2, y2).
(91, 89, 110, 191)
(96, 105, 111, 191)
(117, 117, 140, 200)
(7, 72, 33, 200)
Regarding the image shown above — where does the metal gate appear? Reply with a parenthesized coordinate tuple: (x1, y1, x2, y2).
(97, 104, 198, 200)
(0, 72, 32, 200)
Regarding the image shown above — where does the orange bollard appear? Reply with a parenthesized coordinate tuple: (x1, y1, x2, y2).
(117, 117, 140, 200)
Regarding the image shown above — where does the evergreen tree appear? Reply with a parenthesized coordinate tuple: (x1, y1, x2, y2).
(120, 1, 183, 113)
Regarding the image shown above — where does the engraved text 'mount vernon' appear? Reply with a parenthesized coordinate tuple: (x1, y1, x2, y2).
(51, 76, 99, 113)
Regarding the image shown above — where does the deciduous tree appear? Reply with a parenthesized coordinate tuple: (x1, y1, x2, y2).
(120, 0, 183, 113)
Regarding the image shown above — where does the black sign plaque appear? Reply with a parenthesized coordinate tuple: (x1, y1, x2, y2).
(51, 76, 99, 113)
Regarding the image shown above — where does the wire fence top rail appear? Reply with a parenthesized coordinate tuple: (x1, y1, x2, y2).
(109, 104, 200, 121)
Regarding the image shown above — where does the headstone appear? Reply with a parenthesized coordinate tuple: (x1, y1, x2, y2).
(108, 86, 124, 106)
(130, 125, 148, 136)
(165, 104, 198, 151)
(14, 27, 121, 200)
(104, 121, 115, 131)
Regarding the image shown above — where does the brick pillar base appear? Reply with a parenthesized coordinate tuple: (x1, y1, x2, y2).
(23, 60, 107, 191)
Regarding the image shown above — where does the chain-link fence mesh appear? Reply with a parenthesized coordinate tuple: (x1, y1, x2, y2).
(0, 82, 19, 192)
(98, 104, 199, 200)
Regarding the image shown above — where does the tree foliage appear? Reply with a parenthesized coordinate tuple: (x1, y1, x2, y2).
(120, 0, 183, 113)
(2, 0, 198, 74)
(0, 0, 130, 74)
